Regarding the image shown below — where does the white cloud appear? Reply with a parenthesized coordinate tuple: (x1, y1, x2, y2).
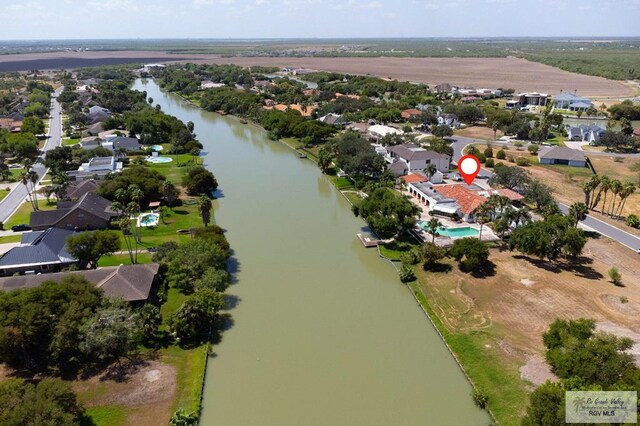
(360, 1, 382, 8)
(86, 0, 137, 12)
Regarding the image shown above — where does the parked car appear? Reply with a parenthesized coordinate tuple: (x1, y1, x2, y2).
(11, 224, 31, 232)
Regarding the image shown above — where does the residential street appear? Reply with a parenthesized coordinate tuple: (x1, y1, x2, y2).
(450, 136, 640, 252)
(0, 87, 63, 224)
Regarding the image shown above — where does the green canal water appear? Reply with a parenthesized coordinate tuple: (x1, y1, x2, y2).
(133, 79, 489, 426)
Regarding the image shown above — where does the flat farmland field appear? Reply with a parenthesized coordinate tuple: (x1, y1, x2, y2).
(0, 51, 635, 98)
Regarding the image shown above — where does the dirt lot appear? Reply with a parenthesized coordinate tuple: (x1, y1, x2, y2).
(455, 126, 504, 140)
(0, 51, 634, 98)
(73, 359, 177, 426)
(417, 236, 640, 381)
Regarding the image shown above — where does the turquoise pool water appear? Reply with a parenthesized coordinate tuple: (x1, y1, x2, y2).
(151, 144, 163, 151)
(145, 156, 172, 163)
(138, 213, 160, 227)
(437, 226, 479, 238)
(417, 221, 479, 238)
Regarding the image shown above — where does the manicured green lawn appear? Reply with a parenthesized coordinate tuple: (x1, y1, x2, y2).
(328, 175, 354, 190)
(97, 252, 153, 267)
(342, 191, 363, 206)
(0, 188, 10, 202)
(141, 153, 195, 183)
(5, 201, 57, 229)
(0, 234, 23, 243)
(378, 239, 418, 261)
(62, 137, 81, 146)
(85, 406, 127, 426)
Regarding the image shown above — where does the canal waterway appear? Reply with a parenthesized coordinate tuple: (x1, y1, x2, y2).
(133, 79, 489, 426)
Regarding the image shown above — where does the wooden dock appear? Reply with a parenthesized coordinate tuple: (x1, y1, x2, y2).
(357, 233, 382, 248)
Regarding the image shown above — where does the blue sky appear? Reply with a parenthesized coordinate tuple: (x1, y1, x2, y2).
(0, 0, 639, 40)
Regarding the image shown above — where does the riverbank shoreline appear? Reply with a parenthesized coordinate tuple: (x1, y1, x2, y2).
(165, 81, 500, 420)
(146, 78, 489, 424)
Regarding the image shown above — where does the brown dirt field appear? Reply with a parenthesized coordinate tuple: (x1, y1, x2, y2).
(455, 126, 503, 140)
(417, 235, 640, 361)
(0, 51, 634, 98)
(73, 359, 177, 426)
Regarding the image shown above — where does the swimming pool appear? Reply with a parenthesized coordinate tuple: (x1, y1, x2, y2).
(417, 221, 479, 238)
(145, 156, 173, 163)
(151, 145, 164, 151)
(137, 213, 160, 227)
(437, 226, 479, 238)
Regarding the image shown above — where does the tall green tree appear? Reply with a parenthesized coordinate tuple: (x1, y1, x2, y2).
(66, 230, 121, 269)
(198, 194, 213, 227)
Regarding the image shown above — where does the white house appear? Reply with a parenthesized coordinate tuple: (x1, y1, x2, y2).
(368, 124, 403, 140)
(386, 144, 450, 176)
(553, 92, 594, 111)
(67, 156, 123, 181)
(436, 113, 460, 128)
(566, 124, 606, 144)
(505, 93, 549, 110)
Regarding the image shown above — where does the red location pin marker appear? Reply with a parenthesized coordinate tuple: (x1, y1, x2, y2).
(458, 155, 481, 186)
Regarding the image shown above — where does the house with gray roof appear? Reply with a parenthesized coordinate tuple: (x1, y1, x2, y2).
(0, 228, 77, 277)
(566, 124, 606, 145)
(318, 113, 347, 126)
(67, 156, 123, 181)
(80, 135, 140, 152)
(553, 92, 594, 112)
(385, 144, 451, 176)
(538, 146, 587, 167)
(29, 192, 117, 231)
(86, 105, 111, 124)
(63, 179, 100, 201)
(0, 263, 160, 304)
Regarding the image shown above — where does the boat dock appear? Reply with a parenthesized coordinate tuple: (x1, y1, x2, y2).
(357, 233, 382, 248)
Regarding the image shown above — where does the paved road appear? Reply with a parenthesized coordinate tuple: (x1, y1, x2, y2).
(450, 136, 640, 252)
(0, 87, 63, 224)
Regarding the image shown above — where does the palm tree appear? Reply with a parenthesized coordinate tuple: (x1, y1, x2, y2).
(425, 217, 442, 243)
(119, 216, 135, 264)
(616, 183, 636, 218)
(126, 202, 140, 262)
(599, 176, 612, 215)
(582, 176, 600, 208)
(568, 202, 588, 227)
(198, 195, 213, 227)
(608, 179, 623, 216)
(474, 203, 493, 241)
(423, 163, 437, 181)
(28, 170, 39, 209)
(163, 181, 177, 208)
(21, 170, 39, 211)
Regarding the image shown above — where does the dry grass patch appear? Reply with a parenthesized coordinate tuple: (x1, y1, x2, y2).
(455, 126, 503, 141)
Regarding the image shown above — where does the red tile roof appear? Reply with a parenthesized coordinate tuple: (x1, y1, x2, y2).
(435, 185, 486, 214)
(496, 188, 524, 201)
(401, 108, 422, 118)
(402, 173, 428, 184)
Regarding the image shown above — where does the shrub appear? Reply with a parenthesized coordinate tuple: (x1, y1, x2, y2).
(483, 147, 494, 158)
(450, 237, 489, 271)
(472, 389, 488, 409)
(496, 149, 506, 160)
(477, 153, 487, 164)
(514, 141, 524, 150)
(398, 264, 416, 283)
(608, 267, 622, 286)
(508, 156, 515, 163)
(399, 248, 421, 265)
(626, 214, 640, 228)
(527, 144, 539, 155)
(516, 157, 531, 167)
(485, 158, 495, 168)
(493, 161, 505, 169)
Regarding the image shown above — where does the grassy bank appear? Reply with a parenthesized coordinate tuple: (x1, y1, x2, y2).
(408, 278, 528, 426)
